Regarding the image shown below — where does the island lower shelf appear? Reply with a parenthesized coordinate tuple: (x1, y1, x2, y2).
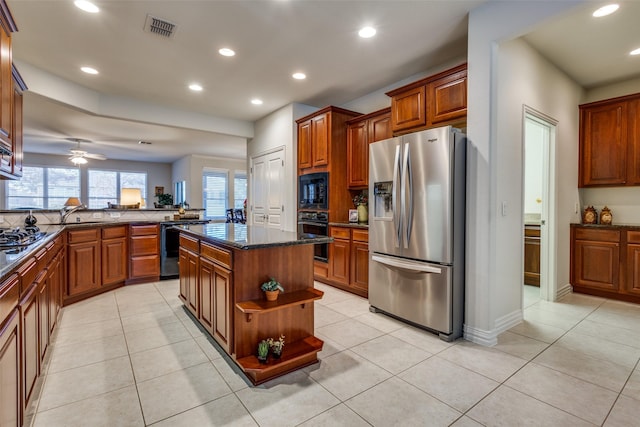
(235, 336, 324, 385)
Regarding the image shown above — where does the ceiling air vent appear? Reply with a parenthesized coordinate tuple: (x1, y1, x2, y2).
(144, 14, 176, 38)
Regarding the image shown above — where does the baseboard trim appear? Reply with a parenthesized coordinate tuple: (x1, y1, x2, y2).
(463, 309, 523, 347)
(556, 283, 572, 299)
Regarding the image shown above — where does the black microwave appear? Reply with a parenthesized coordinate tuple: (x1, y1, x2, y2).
(298, 172, 328, 209)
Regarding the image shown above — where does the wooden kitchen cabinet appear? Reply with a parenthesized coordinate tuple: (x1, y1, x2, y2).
(346, 108, 391, 188)
(178, 234, 199, 318)
(0, 308, 20, 427)
(569, 225, 640, 304)
(0, 273, 20, 427)
(0, 2, 15, 153)
(297, 106, 361, 174)
(626, 231, 640, 297)
(328, 227, 350, 286)
(101, 226, 127, 286)
(427, 67, 468, 126)
(579, 93, 640, 187)
(387, 63, 467, 135)
(524, 225, 541, 286)
(572, 227, 620, 292)
(350, 229, 369, 294)
(327, 226, 369, 297)
(128, 224, 159, 283)
(200, 242, 232, 353)
(20, 279, 40, 412)
(66, 228, 101, 298)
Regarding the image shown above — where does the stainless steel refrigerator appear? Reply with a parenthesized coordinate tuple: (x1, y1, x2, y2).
(368, 126, 466, 341)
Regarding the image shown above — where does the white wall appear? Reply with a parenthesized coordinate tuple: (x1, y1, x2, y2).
(248, 103, 317, 231)
(2, 152, 173, 208)
(465, 0, 584, 345)
(495, 37, 584, 318)
(172, 154, 247, 211)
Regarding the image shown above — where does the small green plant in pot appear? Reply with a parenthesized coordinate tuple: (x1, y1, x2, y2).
(268, 335, 285, 359)
(261, 277, 284, 301)
(257, 339, 269, 364)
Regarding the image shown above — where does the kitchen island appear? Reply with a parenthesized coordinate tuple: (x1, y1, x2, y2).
(175, 223, 331, 385)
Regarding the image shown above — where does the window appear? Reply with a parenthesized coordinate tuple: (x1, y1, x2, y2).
(88, 169, 147, 208)
(234, 171, 247, 209)
(203, 170, 227, 219)
(6, 166, 80, 209)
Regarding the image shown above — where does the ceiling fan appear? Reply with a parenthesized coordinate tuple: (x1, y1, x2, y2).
(66, 138, 107, 165)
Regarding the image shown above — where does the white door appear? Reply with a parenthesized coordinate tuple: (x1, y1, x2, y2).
(251, 148, 285, 229)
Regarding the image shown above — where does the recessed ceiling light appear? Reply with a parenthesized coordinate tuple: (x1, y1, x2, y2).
(358, 26, 376, 38)
(189, 83, 203, 91)
(138, 140, 152, 145)
(251, 99, 263, 105)
(219, 48, 236, 57)
(74, 0, 99, 13)
(80, 66, 98, 75)
(292, 72, 306, 80)
(631, 47, 640, 56)
(592, 4, 619, 17)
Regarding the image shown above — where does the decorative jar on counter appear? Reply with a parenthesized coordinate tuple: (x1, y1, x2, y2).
(600, 206, 613, 225)
(583, 206, 597, 224)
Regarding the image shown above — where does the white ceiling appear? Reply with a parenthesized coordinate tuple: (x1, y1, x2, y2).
(7, 1, 640, 164)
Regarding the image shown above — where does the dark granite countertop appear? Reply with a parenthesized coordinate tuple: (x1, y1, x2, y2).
(571, 223, 640, 229)
(176, 223, 332, 250)
(329, 221, 369, 229)
(0, 227, 63, 279)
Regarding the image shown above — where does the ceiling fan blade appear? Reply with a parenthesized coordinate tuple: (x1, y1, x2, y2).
(69, 149, 87, 156)
(84, 153, 107, 160)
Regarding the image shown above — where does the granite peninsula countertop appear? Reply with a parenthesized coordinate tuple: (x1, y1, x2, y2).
(176, 223, 332, 250)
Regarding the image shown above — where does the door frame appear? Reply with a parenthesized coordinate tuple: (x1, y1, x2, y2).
(522, 106, 558, 302)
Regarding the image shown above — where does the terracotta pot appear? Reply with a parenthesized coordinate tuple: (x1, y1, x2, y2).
(265, 290, 279, 301)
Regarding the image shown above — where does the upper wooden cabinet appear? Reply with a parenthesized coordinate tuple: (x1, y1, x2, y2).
(0, 1, 23, 181)
(296, 106, 361, 222)
(387, 63, 467, 135)
(296, 106, 361, 173)
(579, 93, 640, 187)
(346, 108, 391, 188)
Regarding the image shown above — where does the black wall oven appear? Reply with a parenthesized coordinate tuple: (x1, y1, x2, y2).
(299, 172, 328, 210)
(297, 211, 328, 262)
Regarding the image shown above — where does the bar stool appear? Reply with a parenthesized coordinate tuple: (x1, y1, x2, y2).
(226, 209, 234, 223)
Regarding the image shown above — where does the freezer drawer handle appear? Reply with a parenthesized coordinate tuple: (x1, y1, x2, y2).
(372, 255, 442, 274)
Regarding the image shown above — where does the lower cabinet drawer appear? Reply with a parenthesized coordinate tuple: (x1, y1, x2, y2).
(130, 255, 159, 278)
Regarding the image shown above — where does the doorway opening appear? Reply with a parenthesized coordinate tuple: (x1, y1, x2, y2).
(523, 107, 557, 305)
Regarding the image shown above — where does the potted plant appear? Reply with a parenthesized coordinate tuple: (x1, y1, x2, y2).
(267, 335, 285, 359)
(261, 277, 284, 301)
(352, 191, 368, 223)
(257, 339, 269, 364)
(155, 193, 174, 208)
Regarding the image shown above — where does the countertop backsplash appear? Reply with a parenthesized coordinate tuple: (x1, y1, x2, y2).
(579, 186, 640, 225)
(0, 208, 204, 227)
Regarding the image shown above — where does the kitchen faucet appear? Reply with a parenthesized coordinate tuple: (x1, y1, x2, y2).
(60, 203, 86, 224)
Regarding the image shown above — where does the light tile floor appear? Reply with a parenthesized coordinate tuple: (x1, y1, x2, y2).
(28, 280, 640, 426)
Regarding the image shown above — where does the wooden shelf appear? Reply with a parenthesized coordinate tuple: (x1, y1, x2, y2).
(236, 288, 323, 322)
(235, 335, 324, 385)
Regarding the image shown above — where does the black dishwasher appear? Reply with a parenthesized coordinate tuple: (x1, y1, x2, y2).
(160, 220, 209, 279)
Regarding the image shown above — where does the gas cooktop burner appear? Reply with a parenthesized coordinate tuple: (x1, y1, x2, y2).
(0, 226, 46, 248)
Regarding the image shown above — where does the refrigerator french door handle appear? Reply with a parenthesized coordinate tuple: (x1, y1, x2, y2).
(405, 143, 413, 247)
(393, 144, 402, 248)
(401, 143, 409, 249)
(372, 254, 442, 274)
